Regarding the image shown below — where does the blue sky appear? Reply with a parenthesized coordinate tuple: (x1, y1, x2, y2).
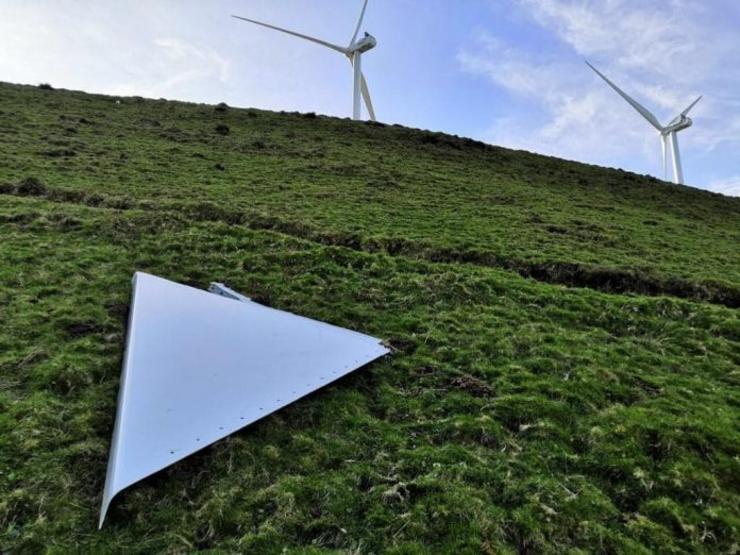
(1, 0, 738, 195)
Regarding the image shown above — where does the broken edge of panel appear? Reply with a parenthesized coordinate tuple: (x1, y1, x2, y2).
(99, 272, 389, 528)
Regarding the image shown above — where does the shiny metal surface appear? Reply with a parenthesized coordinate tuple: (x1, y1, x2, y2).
(208, 281, 252, 303)
(99, 272, 389, 527)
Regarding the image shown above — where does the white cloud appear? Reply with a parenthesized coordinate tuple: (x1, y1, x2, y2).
(155, 38, 231, 82)
(460, 0, 740, 189)
(458, 32, 656, 166)
(707, 176, 740, 197)
(0, 3, 234, 104)
(520, 0, 699, 78)
(108, 38, 231, 98)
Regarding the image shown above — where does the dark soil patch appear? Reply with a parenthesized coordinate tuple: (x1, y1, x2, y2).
(16, 177, 46, 196)
(63, 320, 104, 337)
(450, 374, 494, 397)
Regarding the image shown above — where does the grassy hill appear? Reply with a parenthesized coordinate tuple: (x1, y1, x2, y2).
(0, 81, 738, 552)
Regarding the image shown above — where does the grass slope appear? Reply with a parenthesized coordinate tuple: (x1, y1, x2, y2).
(0, 82, 738, 552)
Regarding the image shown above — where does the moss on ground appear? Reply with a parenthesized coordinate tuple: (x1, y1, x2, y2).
(0, 83, 738, 552)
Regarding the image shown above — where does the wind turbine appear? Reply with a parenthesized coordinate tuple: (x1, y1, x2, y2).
(586, 61, 701, 185)
(232, 0, 377, 121)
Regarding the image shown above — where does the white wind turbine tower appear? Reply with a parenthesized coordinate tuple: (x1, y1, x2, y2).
(586, 61, 702, 185)
(232, 0, 377, 121)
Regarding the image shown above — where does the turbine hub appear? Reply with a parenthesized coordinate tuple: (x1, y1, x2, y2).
(349, 32, 376, 53)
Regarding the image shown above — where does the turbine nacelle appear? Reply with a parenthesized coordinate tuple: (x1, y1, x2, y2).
(349, 32, 376, 54)
(664, 115, 693, 133)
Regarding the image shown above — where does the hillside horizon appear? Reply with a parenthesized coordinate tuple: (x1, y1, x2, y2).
(5, 79, 735, 198)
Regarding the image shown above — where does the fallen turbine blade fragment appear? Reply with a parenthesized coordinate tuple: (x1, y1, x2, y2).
(99, 272, 389, 527)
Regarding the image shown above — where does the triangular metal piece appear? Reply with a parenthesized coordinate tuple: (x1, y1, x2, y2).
(100, 272, 388, 527)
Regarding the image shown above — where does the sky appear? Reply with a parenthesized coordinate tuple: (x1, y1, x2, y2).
(1, 0, 738, 196)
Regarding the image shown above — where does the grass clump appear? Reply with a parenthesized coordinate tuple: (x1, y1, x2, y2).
(0, 82, 738, 552)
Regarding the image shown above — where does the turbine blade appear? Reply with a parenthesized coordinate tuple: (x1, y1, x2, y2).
(349, 0, 369, 47)
(360, 71, 376, 121)
(585, 60, 663, 131)
(681, 95, 702, 116)
(232, 15, 347, 54)
(669, 132, 684, 184)
(661, 135, 667, 180)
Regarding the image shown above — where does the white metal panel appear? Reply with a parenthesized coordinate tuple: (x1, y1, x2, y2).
(99, 272, 389, 527)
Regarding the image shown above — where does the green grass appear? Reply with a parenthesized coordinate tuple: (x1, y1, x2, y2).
(0, 82, 738, 552)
